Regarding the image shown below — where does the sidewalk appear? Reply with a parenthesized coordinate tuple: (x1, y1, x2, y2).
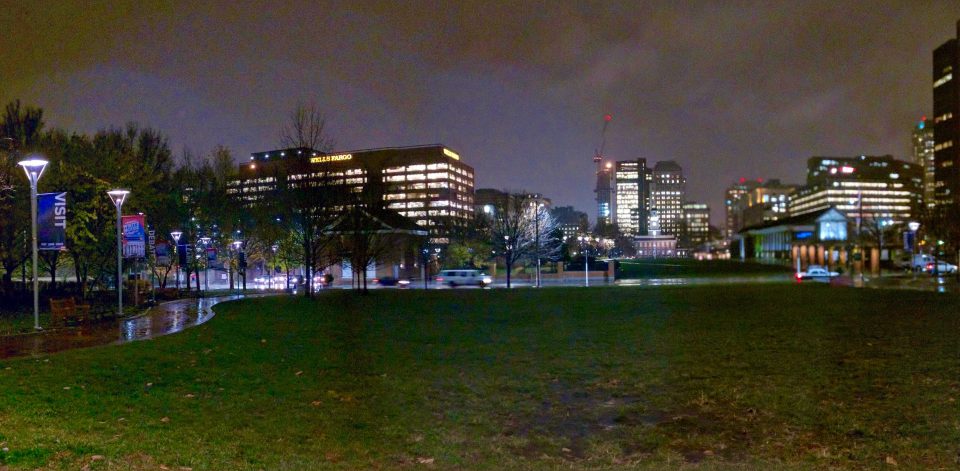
(0, 294, 257, 359)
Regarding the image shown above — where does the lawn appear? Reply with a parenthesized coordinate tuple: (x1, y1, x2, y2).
(0, 285, 958, 469)
(617, 258, 792, 278)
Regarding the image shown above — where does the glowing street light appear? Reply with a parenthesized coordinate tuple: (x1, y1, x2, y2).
(19, 156, 48, 330)
(107, 189, 130, 317)
(170, 230, 183, 293)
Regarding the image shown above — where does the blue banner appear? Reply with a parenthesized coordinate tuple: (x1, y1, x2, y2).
(37, 192, 67, 251)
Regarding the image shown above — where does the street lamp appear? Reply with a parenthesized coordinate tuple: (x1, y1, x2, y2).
(107, 189, 130, 317)
(908, 221, 920, 277)
(577, 235, 590, 287)
(170, 230, 182, 294)
(199, 236, 212, 293)
(532, 202, 544, 288)
(18, 156, 48, 330)
(231, 240, 242, 293)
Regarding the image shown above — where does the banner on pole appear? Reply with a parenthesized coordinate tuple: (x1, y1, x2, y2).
(206, 247, 218, 262)
(155, 242, 171, 265)
(37, 192, 67, 251)
(122, 215, 147, 258)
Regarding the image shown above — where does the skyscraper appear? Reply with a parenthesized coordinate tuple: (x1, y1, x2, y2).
(613, 159, 650, 235)
(595, 162, 615, 229)
(933, 20, 959, 216)
(724, 178, 760, 240)
(912, 117, 936, 209)
(681, 202, 710, 247)
(649, 161, 685, 236)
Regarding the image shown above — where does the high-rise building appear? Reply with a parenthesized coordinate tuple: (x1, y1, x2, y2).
(649, 161, 685, 236)
(681, 202, 710, 247)
(913, 117, 936, 209)
(230, 144, 474, 244)
(613, 159, 650, 235)
(594, 162, 615, 229)
(551, 206, 589, 240)
(724, 178, 760, 240)
(933, 20, 959, 214)
(736, 179, 796, 229)
(789, 155, 922, 227)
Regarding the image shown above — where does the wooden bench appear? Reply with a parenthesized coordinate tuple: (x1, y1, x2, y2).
(49, 297, 91, 326)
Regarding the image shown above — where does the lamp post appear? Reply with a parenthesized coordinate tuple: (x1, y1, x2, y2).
(231, 240, 242, 294)
(271, 244, 278, 290)
(577, 235, 590, 287)
(908, 221, 920, 279)
(107, 189, 130, 317)
(170, 230, 182, 294)
(199, 236, 211, 293)
(532, 201, 543, 288)
(18, 156, 48, 330)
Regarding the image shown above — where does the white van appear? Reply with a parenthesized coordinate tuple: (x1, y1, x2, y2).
(436, 269, 492, 287)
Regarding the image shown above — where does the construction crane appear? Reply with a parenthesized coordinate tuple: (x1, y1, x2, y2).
(593, 114, 612, 163)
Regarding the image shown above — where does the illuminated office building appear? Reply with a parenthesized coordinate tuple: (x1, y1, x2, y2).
(724, 178, 760, 239)
(613, 159, 650, 235)
(649, 161, 685, 236)
(681, 202, 710, 247)
(789, 155, 922, 226)
(912, 117, 936, 209)
(736, 179, 796, 229)
(933, 20, 960, 214)
(229, 144, 474, 244)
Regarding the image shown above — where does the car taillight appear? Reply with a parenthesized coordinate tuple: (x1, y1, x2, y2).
(927, 263, 934, 269)
(795, 273, 802, 281)
(436, 277, 444, 282)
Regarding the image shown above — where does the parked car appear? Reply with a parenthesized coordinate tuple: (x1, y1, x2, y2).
(897, 254, 934, 271)
(375, 276, 410, 287)
(924, 260, 958, 274)
(435, 269, 492, 287)
(796, 265, 840, 282)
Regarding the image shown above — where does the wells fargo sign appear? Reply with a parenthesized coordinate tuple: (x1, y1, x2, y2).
(310, 153, 353, 164)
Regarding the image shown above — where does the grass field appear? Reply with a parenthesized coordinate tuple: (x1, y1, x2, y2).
(618, 258, 792, 278)
(0, 285, 958, 469)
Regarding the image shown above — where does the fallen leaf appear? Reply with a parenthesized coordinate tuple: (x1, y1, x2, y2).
(146, 382, 153, 387)
(63, 386, 71, 390)
(885, 456, 898, 466)
(295, 370, 303, 376)
(416, 457, 435, 464)
(561, 447, 572, 453)
(311, 401, 322, 406)
(184, 393, 195, 398)
(90, 455, 105, 461)
(160, 417, 170, 423)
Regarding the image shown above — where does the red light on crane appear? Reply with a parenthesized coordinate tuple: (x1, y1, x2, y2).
(604, 114, 612, 122)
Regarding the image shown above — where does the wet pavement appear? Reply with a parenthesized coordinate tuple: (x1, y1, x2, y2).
(0, 294, 255, 359)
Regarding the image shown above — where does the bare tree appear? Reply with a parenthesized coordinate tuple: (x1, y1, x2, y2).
(279, 102, 335, 152)
(489, 192, 559, 288)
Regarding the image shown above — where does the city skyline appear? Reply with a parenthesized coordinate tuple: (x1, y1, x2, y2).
(3, 2, 960, 224)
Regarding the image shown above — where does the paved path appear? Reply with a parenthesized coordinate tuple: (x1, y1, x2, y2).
(0, 294, 256, 359)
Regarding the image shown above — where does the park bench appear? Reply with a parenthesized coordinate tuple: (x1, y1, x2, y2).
(49, 297, 91, 326)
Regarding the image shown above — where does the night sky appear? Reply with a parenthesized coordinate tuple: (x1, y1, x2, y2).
(3, 1, 960, 224)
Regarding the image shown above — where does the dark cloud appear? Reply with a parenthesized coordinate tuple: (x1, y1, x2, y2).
(3, 1, 959, 223)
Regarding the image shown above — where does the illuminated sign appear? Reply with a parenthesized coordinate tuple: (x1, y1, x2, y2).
(442, 148, 460, 160)
(310, 153, 353, 164)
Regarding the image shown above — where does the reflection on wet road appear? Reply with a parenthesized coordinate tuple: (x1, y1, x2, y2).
(615, 275, 792, 287)
(0, 294, 254, 359)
